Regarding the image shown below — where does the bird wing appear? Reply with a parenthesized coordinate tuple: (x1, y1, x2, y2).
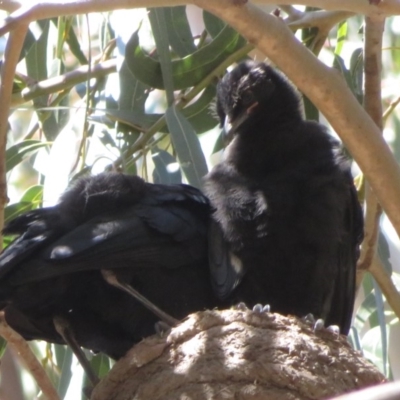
(208, 218, 245, 300)
(0, 182, 209, 286)
(0, 208, 60, 279)
(326, 182, 363, 333)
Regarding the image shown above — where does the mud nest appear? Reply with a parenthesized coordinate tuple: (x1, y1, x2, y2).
(91, 309, 385, 400)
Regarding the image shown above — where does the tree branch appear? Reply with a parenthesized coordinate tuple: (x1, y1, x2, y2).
(0, 0, 21, 12)
(369, 256, 400, 321)
(0, 313, 60, 400)
(0, 0, 400, 38)
(11, 58, 117, 106)
(356, 15, 385, 288)
(0, 23, 28, 249)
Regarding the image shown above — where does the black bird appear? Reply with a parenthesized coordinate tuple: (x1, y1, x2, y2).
(0, 61, 363, 373)
(0, 172, 214, 365)
(204, 60, 363, 334)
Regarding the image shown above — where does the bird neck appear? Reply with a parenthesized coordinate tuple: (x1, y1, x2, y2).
(224, 119, 304, 177)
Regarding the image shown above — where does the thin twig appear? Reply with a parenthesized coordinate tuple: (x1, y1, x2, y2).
(11, 58, 117, 106)
(0, 23, 29, 249)
(0, 0, 399, 39)
(369, 256, 400, 322)
(0, 313, 60, 400)
(356, 15, 385, 289)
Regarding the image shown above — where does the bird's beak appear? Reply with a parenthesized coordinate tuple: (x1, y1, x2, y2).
(223, 101, 259, 143)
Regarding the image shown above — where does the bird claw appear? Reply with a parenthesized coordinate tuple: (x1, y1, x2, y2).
(326, 324, 340, 335)
(154, 321, 172, 337)
(313, 318, 325, 332)
(234, 302, 248, 311)
(302, 313, 316, 326)
(252, 303, 270, 313)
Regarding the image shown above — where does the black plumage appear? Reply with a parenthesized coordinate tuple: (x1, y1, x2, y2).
(0, 173, 214, 359)
(204, 60, 363, 334)
(0, 61, 363, 364)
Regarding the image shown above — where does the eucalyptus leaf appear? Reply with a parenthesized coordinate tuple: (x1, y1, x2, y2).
(54, 344, 73, 399)
(4, 202, 37, 224)
(165, 6, 196, 57)
(165, 106, 208, 188)
(372, 277, 388, 376)
(333, 55, 358, 102)
(203, 11, 226, 38)
(126, 24, 246, 90)
(109, 83, 217, 134)
(20, 185, 43, 204)
(350, 48, 363, 103)
(334, 21, 348, 56)
(152, 147, 182, 184)
(0, 338, 7, 359)
(148, 8, 174, 104)
(6, 140, 50, 172)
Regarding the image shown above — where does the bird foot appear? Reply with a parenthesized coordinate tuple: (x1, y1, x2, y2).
(102, 269, 179, 327)
(326, 324, 340, 335)
(154, 321, 172, 337)
(252, 303, 271, 313)
(234, 302, 248, 311)
(313, 318, 325, 332)
(302, 313, 316, 326)
(301, 313, 324, 331)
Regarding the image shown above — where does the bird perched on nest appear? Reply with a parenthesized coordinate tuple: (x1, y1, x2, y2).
(0, 61, 363, 378)
(204, 60, 363, 334)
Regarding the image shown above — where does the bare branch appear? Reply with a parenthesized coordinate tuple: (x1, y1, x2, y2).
(0, 0, 21, 12)
(0, 0, 187, 37)
(0, 0, 400, 39)
(0, 313, 60, 400)
(286, 10, 354, 31)
(356, 15, 385, 288)
(258, 0, 399, 16)
(0, 23, 28, 248)
(368, 256, 400, 322)
(11, 58, 117, 107)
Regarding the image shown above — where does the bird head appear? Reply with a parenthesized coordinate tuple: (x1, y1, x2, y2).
(216, 60, 300, 140)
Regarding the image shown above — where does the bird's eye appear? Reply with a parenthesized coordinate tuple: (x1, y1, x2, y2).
(241, 90, 255, 107)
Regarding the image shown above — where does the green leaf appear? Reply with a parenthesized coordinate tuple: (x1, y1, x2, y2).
(152, 147, 182, 184)
(378, 230, 392, 275)
(333, 55, 362, 103)
(4, 185, 43, 224)
(165, 106, 208, 188)
(20, 185, 43, 204)
(118, 62, 150, 113)
(302, 95, 319, 121)
(64, 20, 88, 65)
(350, 48, 363, 103)
(4, 203, 36, 224)
(212, 132, 224, 154)
(25, 20, 49, 82)
(108, 83, 218, 134)
(148, 8, 174, 104)
(6, 140, 49, 172)
(19, 28, 36, 62)
(0, 338, 7, 359)
(334, 21, 348, 56)
(203, 11, 226, 38)
(54, 344, 73, 399)
(165, 6, 196, 57)
(126, 24, 246, 90)
(89, 353, 111, 378)
(372, 277, 388, 376)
